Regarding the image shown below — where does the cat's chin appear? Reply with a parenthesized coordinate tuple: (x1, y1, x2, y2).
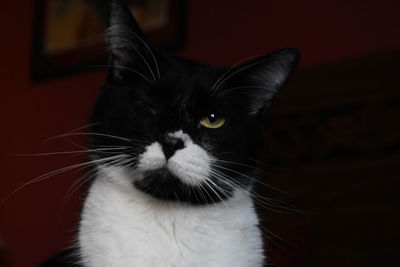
(133, 167, 231, 205)
(141, 167, 178, 185)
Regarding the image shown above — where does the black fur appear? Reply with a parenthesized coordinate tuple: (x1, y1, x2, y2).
(43, 1, 299, 265)
(87, 0, 299, 206)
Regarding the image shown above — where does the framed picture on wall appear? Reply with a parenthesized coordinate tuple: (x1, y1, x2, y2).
(31, 0, 186, 81)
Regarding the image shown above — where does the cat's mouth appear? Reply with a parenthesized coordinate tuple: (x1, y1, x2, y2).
(133, 167, 199, 203)
(142, 167, 176, 184)
(132, 135, 232, 204)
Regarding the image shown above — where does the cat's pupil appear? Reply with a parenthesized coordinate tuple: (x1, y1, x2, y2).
(208, 114, 217, 123)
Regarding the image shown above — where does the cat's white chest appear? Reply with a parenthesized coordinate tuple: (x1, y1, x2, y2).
(79, 174, 264, 267)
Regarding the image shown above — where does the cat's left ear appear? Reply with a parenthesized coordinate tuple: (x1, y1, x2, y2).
(106, 0, 160, 81)
(217, 48, 300, 116)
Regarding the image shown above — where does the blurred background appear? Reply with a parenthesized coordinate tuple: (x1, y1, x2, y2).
(1, 0, 399, 266)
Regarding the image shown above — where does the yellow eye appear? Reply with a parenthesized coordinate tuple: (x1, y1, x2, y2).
(200, 114, 226, 129)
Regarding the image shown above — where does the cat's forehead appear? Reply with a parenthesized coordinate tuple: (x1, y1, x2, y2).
(162, 61, 222, 93)
(154, 81, 208, 117)
(154, 63, 224, 106)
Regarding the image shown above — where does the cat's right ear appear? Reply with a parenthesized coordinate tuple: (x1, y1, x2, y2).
(106, 0, 160, 81)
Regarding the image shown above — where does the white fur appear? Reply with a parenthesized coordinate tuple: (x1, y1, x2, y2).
(137, 142, 166, 171)
(79, 130, 264, 267)
(137, 131, 212, 186)
(79, 168, 263, 267)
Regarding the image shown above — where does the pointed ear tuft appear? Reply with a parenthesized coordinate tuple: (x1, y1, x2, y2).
(216, 48, 300, 116)
(106, 0, 160, 81)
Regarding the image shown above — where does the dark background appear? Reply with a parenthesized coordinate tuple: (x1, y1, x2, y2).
(1, 0, 399, 266)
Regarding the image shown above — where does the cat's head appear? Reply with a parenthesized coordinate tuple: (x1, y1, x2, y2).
(89, 0, 299, 205)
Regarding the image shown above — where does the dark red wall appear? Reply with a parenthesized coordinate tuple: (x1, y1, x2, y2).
(1, 0, 399, 266)
(178, 0, 400, 66)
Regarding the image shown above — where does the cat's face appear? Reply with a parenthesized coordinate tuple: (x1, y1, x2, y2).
(88, 1, 299, 205)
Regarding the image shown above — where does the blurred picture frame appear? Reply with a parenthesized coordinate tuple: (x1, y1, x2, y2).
(31, 0, 186, 81)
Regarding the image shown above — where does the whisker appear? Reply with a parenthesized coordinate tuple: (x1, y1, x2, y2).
(210, 167, 299, 214)
(214, 85, 266, 98)
(196, 183, 209, 205)
(258, 224, 293, 253)
(41, 122, 101, 146)
(210, 163, 284, 193)
(65, 122, 101, 133)
(259, 223, 297, 249)
(248, 157, 283, 171)
(57, 169, 98, 223)
(58, 155, 135, 223)
(213, 158, 267, 173)
(43, 132, 132, 143)
(0, 155, 126, 205)
(206, 177, 231, 200)
(202, 178, 227, 206)
(123, 25, 160, 79)
(61, 169, 96, 205)
(86, 64, 152, 83)
(209, 170, 253, 197)
(198, 182, 215, 205)
(254, 195, 302, 213)
(213, 59, 266, 91)
(211, 54, 261, 91)
(118, 35, 155, 80)
(16, 147, 129, 157)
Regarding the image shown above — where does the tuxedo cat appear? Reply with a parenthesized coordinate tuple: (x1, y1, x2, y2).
(44, 1, 299, 266)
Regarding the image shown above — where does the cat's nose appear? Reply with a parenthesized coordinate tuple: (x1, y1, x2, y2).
(159, 135, 184, 160)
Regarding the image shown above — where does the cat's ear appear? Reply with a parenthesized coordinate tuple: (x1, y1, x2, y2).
(217, 48, 300, 116)
(106, 0, 160, 81)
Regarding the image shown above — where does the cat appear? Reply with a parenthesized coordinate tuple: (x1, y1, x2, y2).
(43, 0, 299, 266)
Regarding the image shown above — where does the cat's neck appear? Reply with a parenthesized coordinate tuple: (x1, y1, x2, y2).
(78, 169, 264, 267)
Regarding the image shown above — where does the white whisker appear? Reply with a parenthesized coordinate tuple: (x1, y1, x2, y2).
(210, 164, 300, 214)
(123, 26, 160, 79)
(41, 122, 101, 146)
(0, 155, 126, 206)
(213, 158, 267, 173)
(211, 163, 284, 193)
(118, 36, 156, 80)
(16, 147, 129, 157)
(211, 54, 261, 91)
(213, 58, 265, 91)
(43, 132, 132, 143)
(86, 64, 152, 83)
